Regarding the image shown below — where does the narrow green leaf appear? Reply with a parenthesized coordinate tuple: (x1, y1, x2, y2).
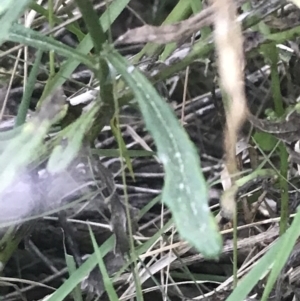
(0, 122, 51, 194)
(261, 208, 300, 300)
(74, 0, 107, 53)
(226, 239, 279, 301)
(110, 116, 135, 180)
(160, 0, 193, 61)
(138, 196, 161, 219)
(0, 225, 28, 264)
(65, 255, 83, 301)
(104, 48, 222, 258)
(0, 0, 31, 44)
(88, 226, 119, 301)
(227, 209, 300, 301)
(15, 49, 43, 127)
(47, 236, 115, 301)
(74, 0, 114, 109)
(8, 24, 96, 70)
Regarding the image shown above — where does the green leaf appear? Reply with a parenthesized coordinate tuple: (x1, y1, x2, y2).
(47, 236, 115, 301)
(15, 49, 43, 127)
(0, 122, 51, 195)
(104, 47, 222, 258)
(74, 0, 107, 53)
(88, 226, 119, 301)
(8, 24, 96, 70)
(261, 208, 300, 300)
(110, 116, 135, 180)
(226, 238, 279, 301)
(253, 132, 278, 152)
(65, 255, 83, 301)
(0, 0, 31, 44)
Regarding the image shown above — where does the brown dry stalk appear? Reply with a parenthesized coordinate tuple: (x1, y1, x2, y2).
(115, 0, 249, 46)
(115, 7, 213, 45)
(211, 0, 248, 219)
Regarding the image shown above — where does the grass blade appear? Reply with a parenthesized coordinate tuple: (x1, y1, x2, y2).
(226, 209, 300, 301)
(8, 24, 96, 69)
(261, 209, 300, 300)
(65, 255, 83, 301)
(89, 226, 119, 301)
(47, 236, 115, 301)
(15, 49, 43, 127)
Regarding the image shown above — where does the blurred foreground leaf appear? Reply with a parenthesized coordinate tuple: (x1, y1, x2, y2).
(0, 88, 66, 195)
(253, 132, 278, 152)
(0, 0, 31, 44)
(47, 103, 99, 174)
